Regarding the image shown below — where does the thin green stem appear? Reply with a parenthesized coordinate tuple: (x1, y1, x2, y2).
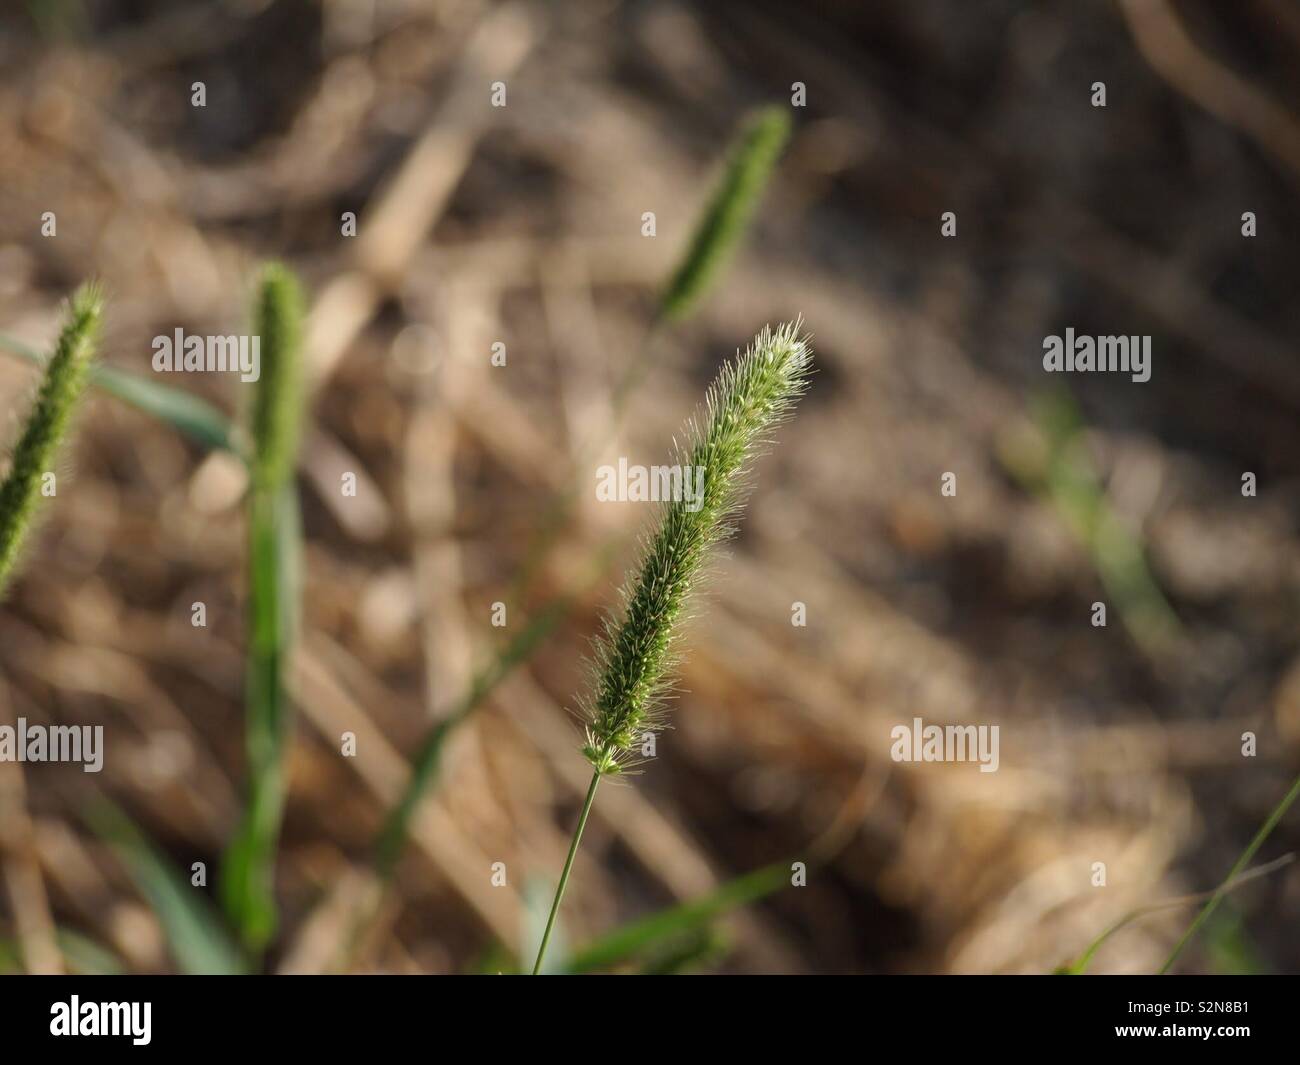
(532, 769, 602, 975)
(1160, 769, 1300, 973)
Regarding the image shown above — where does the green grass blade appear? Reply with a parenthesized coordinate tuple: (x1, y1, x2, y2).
(1001, 389, 1180, 657)
(658, 107, 792, 322)
(84, 801, 248, 975)
(562, 861, 787, 974)
(0, 330, 236, 454)
(92, 362, 236, 453)
(1056, 854, 1293, 974)
(637, 926, 729, 974)
(1160, 771, 1300, 973)
(373, 713, 459, 880)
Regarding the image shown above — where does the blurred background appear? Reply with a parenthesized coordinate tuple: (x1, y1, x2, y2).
(1, 0, 1299, 975)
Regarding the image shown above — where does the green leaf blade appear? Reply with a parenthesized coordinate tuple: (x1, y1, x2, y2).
(0, 329, 237, 455)
(85, 801, 248, 975)
(564, 862, 787, 974)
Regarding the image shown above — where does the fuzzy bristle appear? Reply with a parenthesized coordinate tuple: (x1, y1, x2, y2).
(0, 284, 102, 596)
(581, 320, 813, 774)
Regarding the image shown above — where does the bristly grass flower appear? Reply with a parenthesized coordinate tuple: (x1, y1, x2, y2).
(360, 109, 792, 897)
(0, 284, 102, 597)
(533, 320, 813, 973)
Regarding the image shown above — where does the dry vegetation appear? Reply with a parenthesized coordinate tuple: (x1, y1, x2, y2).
(1, 0, 1299, 974)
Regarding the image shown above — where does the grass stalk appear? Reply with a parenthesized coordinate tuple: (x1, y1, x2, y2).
(373, 594, 579, 877)
(220, 263, 305, 955)
(531, 770, 600, 975)
(1159, 771, 1300, 973)
(530, 321, 813, 974)
(1056, 854, 1292, 974)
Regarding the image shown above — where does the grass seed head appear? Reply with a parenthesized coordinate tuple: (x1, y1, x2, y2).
(0, 283, 102, 596)
(249, 263, 304, 492)
(582, 320, 813, 775)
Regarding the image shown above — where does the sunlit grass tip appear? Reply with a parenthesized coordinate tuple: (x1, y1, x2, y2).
(582, 318, 813, 775)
